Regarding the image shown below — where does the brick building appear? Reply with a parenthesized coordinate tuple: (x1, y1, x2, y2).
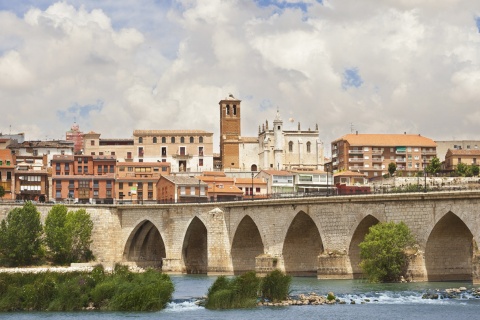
(156, 175, 208, 203)
(331, 133, 437, 179)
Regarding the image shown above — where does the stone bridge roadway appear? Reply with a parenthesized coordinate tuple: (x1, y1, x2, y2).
(1, 191, 480, 282)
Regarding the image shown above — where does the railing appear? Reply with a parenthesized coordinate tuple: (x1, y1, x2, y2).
(348, 166, 364, 170)
(349, 158, 364, 162)
(371, 158, 383, 162)
(348, 150, 363, 154)
(371, 149, 383, 155)
(395, 158, 406, 163)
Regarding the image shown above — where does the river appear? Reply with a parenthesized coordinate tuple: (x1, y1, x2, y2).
(1, 275, 479, 319)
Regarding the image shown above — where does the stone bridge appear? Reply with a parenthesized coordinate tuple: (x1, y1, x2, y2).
(1, 191, 480, 282)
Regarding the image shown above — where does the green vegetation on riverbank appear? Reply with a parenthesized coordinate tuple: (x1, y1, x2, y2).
(205, 270, 291, 310)
(0, 265, 174, 311)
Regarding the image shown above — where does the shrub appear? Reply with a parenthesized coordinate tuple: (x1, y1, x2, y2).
(261, 269, 291, 302)
(206, 272, 260, 309)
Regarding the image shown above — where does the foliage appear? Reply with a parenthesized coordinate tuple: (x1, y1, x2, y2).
(359, 222, 416, 283)
(0, 186, 5, 199)
(426, 156, 441, 175)
(0, 267, 174, 311)
(260, 269, 291, 302)
(0, 202, 43, 266)
(472, 165, 480, 176)
(44, 205, 70, 264)
(206, 271, 260, 309)
(388, 162, 397, 177)
(44, 205, 94, 264)
(456, 163, 469, 176)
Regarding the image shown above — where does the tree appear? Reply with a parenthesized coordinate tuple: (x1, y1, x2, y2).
(67, 208, 94, 262)
(0, 202, 43, 266)
(0, 185, 5, 200)
(359, 221, 415, 283)
(426, 156, 441, 175)
(44, 205, 94, 264)
(471, 164, 480, 177)
(44, 205, 70, 264)
(456, 163, 468, 176)
(388, 162, 397, 177)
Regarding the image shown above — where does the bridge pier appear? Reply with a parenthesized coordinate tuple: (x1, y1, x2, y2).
(317, 254, 352, 279)
(472, 254, 480, 285)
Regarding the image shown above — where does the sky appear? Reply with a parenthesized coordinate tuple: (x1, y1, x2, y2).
(0, 0, 480, 155)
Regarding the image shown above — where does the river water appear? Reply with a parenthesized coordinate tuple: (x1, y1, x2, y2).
(2, 275, 479, 319)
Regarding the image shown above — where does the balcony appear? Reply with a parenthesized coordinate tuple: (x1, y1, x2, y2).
(349, 158, 364, 162)
(348, 149, 363, 154)
(421, 150, 436, 155)
(348, 166, 364, 170)
(371, 149, 383, 155)
(395, 150, 406, 154)
(332, 152, 337, 158)
(172, 152, 192, 159)
(372, 157, 383, 163)
(395, 158, 406, 163)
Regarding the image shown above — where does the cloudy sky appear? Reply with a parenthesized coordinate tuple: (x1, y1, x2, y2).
(1, 0, 479, 154)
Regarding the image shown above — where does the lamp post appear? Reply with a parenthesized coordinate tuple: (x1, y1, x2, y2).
(326, 163, 330, 197)
(423, 154, 427, 193)
(251, 172, 254, 200)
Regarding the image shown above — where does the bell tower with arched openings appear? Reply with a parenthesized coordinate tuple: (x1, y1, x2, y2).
(219, 94, 242, 170)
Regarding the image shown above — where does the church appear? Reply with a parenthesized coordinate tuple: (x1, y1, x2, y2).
(219, 94, 324, 172)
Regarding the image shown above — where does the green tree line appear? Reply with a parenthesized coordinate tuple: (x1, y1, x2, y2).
(0, 202, 94, 267)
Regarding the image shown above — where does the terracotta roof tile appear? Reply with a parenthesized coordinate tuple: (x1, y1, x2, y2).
(334, 134, 437, 147)
(447, 149, 480, 156)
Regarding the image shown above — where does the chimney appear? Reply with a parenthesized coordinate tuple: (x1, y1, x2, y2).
(356, 131, 358, 135)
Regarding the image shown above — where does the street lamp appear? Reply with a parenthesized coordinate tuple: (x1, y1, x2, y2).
(423, 154, 427, 193)
(251, 172, 254, 200)
(326, 163, 330, 196)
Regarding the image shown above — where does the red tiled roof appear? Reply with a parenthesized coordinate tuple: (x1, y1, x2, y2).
(334, 134, 437, 147)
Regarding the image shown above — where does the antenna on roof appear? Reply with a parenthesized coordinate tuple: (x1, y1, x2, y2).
(350, 123, 354, 133)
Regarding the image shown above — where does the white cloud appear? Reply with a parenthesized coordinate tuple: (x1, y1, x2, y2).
(1, 0, 480, 151)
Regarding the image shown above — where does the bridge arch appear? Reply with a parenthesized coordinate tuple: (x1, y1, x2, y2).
(182, 216, 208, 274)
(231, 215, 264, 274)
(282, 211, 324, 276)
(348, 214, 380, 278)
(425, 211, 474, 281)
(123, 219, 165, 268)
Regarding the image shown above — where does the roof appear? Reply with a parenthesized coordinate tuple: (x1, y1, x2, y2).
(334, 134, 437, 147)
(117, 162, 170, 167)
(52, 155, 74, 161)
(235, 178, 266, 184)
(133, 130, 213, 136)
(334, 170, 366, 177)
(198, 176, 234, 183)
(290, 169, 325, 174)
(446, 149, 480, 156)
(11, 140, 74, 149)
(260, 170, 293, 176)
(202, 171, 226, 177)
(209, 184, 244, 194)
(160, 175, 205, 186)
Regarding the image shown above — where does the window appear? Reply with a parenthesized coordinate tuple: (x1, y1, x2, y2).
(162, 147, 167, 156)
(171, 137, 175, 143)
(65, 164, 69, 171)
(127, 152, 132, 159)
(83, 158, 88, 163)
(458, 158, 461, 163)
(199, 136, 203, 143)
(69, 180, 74, 188)
(138, 147, 144, 157)
(33, 150, 38, 156)
(181, 137, 185, 143)
(98, 165, 102, 173)
(83, 166, 88, 173)
(106, 180, 112, 188)
(139, 137, 143, 143)
(128, 167, 133, 172)
(190, 136, 194, 143)
(190, 187, 195, 195)
(153, 137, 157, 143)
(199, 159, 204, 166)
(106, 190, 112, 197)
(162, 166, 167, 172)
(119, 166, 125, 171)
(91, 152, 95, 155)
(289, 141, 293, 152)
(226, 105, 230, 115)
(199, 147, 204, 156)
(78, 166, 82, 173)
(56, 164, 61, 171)
(110, 165, 114, 173)
(111, 152, 115, 155)
(119, 182, 123, 190)
(78, 157, 82, 163)
(79, 180, 89, 188)
(93, 191, 99, 197)
(56, 180, 62, 188)
(99, 152, 104, 155)
(91, 140, 95, 146)
(306, 142, 311, 153)
(180, 186, 186, 195)
(180, 147, 186, 156)
(162, 137, 166, 143)
(233, 105, 237, 115)
(56, 191, 62, 198)
(148, 192, 153, 199)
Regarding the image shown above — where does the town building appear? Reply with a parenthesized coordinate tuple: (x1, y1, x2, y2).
(197, 173, 244, 201)
(0, 149, 14, 200)
(116, 161, 171, 204)
(331, 133, 437, 179)
(444, 149, 480, 172)
(14, 155, 50, 202)
(333, 170, 370, 195)
(83, 131, 134, 161)
(8, 140, 74, 164)
(51, 155, 116, 204)
(157, 175, 208, 203)
(133, 130, 214, 172)
(290, 169, 331, 195)
(256, 170, 295, 195)
(435, 140, 480, 162)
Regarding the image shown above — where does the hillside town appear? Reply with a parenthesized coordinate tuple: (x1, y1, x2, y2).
(1, 94, 480, 204)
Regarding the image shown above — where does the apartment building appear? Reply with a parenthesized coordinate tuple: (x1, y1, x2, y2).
(83, 131, 134, 161)
(116, 161, 171, 204)
(331, 133, 437, 179)
(14, 155, 50, 202)
(133, 130, 214, 172)
(52, 155, 116, 204)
